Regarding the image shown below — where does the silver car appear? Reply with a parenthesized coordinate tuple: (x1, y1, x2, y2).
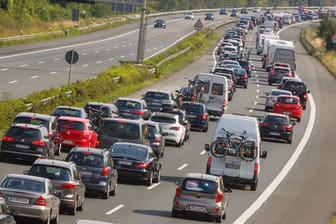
(0, 174, 60, 224)
(265, 89, 292, 112)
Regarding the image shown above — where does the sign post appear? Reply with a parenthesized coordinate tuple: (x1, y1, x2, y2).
(65, 50, 79, 86)
(194, 19, 203, 31)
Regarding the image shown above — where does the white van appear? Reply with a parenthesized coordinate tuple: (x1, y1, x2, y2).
(194, 73, 228, 116)
(205, 114, 267, 190)
(257, 34, 279, 55)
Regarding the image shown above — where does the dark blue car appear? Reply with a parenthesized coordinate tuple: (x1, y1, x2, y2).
(180, 102, 209, 132)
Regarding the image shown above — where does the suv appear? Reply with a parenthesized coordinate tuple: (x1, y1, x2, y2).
(115, 97, 151, 120)
(97, 118, 149, 149)
(180, 102, 209, 132)
(172, 173, 231, 223)
(142, 90, 177, 112)
(0, 123, 57, 162)
(84, 102, 119, 119)
(282, 79, 309, 109)
(65, 147, 118, 199)
(26, 159, 86, 215)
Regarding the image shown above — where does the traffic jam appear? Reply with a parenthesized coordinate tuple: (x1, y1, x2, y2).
(0, 7, 314, 224)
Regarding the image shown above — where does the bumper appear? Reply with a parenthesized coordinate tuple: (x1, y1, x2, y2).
(117, 168, 149, 181)
(83, 181, 108, 193)
(223, 175, 257, 186)
(189, 121, 208, 130)
(9, 204, 50, 222)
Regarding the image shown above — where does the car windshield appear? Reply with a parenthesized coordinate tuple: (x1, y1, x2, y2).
(110, 144, 147, 159)
(1, 177, 45, 193)
(151, 116, 176, 124)
(67, 153, 104, 168)
(183, 178, 218, 194)
(6, 127, 41, 139)
(29, 165, 71, 181)
(116, 100, 141, 110)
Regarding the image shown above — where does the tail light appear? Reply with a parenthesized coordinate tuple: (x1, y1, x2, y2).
(101, 167, 110, 176)
(215, 190, 223, 203)
(136, 161, 150, 169)
(133, 110, 145, 116)
(32, 140, 46, 146)
(242, 75, 248, 80)
(260, 123, 269, 128)
(206, 157, 212, 173)
(153, 135, 161, 143)
(283, 125, 292, 131)
(254, 162, 259, 175)
(61, 183, 75, 190)
(223, 99, 227, 107)
(303, 93, 308, 100)
(202, 113, 208, 121)
(170, 126, 180, 131)
(34, 196, 47, 206)
(175, 186, 182, 198)
(296, 105, 301, 110)
(96, 140, 100, 146)
(2, 136, 14, 142)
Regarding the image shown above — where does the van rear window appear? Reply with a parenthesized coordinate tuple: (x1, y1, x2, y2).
(211, 83, 224, 95)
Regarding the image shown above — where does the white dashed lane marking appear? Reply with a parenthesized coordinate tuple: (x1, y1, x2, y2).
(105, 204, 125, 215)
(1, 68, 8, 71)
(8, 80, 18, 84)
(82, 64, 89, 67)
(147, 182, 160, 190)
(19, 64, 28, 67)
(30, 75, 39, 79)
(177, 164, 188, 171)
(38, 61, 45, 64)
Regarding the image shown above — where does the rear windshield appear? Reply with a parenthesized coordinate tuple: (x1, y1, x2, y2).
(211, 83, 224, 95)
(274, 68, 289, 73)
(183, 178, 218, 194)
(1, 177, 45, 193)
(116, 100, 141, 110)
(278, 97, 298, 104)
(57, 120, 85, 131)
(101, 121, 140, 139)
(145, 92, 169, 100)
(151, 116, 176, 124)
(14, 117, 49, 129)
(29, 165, 71, 181)
(7, 126, 41, 139)
(53, 108, 81, 117)
(264, 115, 289, 125)
(271, 90, 291, 96)
(284, 82, 306, 92)
(110, 144, 147, 159)
(181, 104, 203, 114)
(147, 125, 158, 135)
(67, 153, 104, 168)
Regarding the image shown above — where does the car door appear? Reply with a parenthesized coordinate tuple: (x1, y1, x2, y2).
(106, 153, 118, 187)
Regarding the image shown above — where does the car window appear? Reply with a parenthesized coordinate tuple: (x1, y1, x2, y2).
(14, 117, 49, 129)
(211, 83, 224, 96)
(53, 108, 81, 117)
(110, 145, 148, 159)
(264, 115, 289, 125)
(68, 153, 104, 168)
(1, 178, 45, 193)
(116, 100, 141, 109)
(57, 120, 85, 131)
(278, 97, 298, 104)
(147, 125, 158, 135)
(145, 92, 169, 100)
(101, 121, 140, 139)
(6, 127, 41, 139)
(271, 91, 291, 96)
(151, 116, 176, 124)
(284, 82, 306, 92)
(183, 178, 218, 194)
(181, 104, 203, 114)
(29, 165, 71, 181)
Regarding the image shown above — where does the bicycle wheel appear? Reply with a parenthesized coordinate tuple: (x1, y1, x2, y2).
(210, 138, 230, 158)
(239, 139, 258, 162)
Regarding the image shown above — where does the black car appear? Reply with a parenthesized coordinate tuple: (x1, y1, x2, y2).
(109, 142, 161, 186)
(204, 13, 214, 20)
(65, 147, 118, 199)
(238, 59, 253, 77)
(259, 113, 295, 143)
(219, 8, 227, 15)
(233, 68, 249, 88)
(0, 123, 56, 162)
(231, 9, 238, 17)
(115, 97, 151, 120)
(282, 79, 310, 110)
(154, 19, 166, 28)
(241, 8, 248, 14)
(180, 102, 209, 132)
(142, 90, 177, 112)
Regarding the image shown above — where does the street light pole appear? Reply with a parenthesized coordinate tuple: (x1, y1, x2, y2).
(136, 0, 147, 64)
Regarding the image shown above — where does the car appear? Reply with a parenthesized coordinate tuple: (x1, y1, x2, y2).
(213, 72, 235, 101)
(184, 12, 194, 20)
(241, 8, 248, 14)
(84, 102, 119, 119)
(154, 19, 166, 28)
(268, 66, 294, 85)
(26, 159, 86, 215)
(114, 97, 151, 120)
(97, 118, 149, 149)
(142, 89, 177, 112)
(273, 95, 302, 122)
(281, 79, 310, 110)
(220, 59, 240, 68)
(259, 113, 295, 143)
(230, 9, 238, 17)
(65, 147, 118, 199)
(238, 59, 253, 77)
(0, 196, 16, 224)
(172, 173, 231, 223)
(265, 89, 292, 112)
(0, 173, 60, 224)
(0, 123, 57, 163)
(277, 76, 301, 89)
(51, 106, 87, 119)
(233, 68, 249, 88)
(253, 7, 261, 13)
(149, 112, 186, 147)
(55, 116, 98, 152)
(180, 101, 209, 132)
(109, 142, 161, 186)
(219, 8, 227, 15)
(204, 13, 214, 20)
(144, 120, 167, 158)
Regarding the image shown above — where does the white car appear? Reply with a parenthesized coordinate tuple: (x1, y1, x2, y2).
(149, 112, 185, 147)
(184, 12, 194, 20)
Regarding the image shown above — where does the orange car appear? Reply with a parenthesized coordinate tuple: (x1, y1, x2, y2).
(273, 95, 302, 122)
(56, 116, 98, 152)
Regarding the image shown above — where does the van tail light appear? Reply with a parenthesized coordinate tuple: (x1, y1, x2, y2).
(101, 167, 110, 176)
(61, 183, 75, 190)
(170, 126, 180, 131)
(254, 162, 259, 175)
(32, 140, 46, 146)
(136, 161, 150, 169)
(206, 157, 212, 173)
(215, 190, 223, 203)
(2, 136, 14, 142)
(34, 196, 47, 206)
(133, 110, 145, 116)
(175, 186, 182, 198)
(202, 113, 208, 121)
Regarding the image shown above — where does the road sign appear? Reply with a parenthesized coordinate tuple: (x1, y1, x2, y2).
(65, 50, 79, 64)
(194, 19, 203, 30)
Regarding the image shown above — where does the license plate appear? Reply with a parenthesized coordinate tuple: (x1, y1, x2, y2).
(269, 132, 281, 136)
(62, 140, 73, 144)
(225, 162, 240, 169)
(8, 197, 29, 204)
(80, 171, 92, 176)
(118, 161, 132, 166)
(15, 144, 29, 149)
(187, 205, 207, 213)
(188, 115, 197, 118)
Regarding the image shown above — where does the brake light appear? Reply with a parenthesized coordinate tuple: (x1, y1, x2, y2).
(296, 105, 301, 110)
(175, 186, 182, 198)
(170, 126, 180, 131)
(34, 196, 47, 206)
(303, 93, 308, 100)
(96, 140, 100, 146)
(153, 136, 161, 143)
(242, 75, 248, 80)
(283, 125, 292, 131)
(223, 99, 227, 107)
(202, 113, 208, 121)
(254, 163, 259, 175)
(133, 110, 145, 115)
(216, 190, 223, 203)
(136, 161, 150, 169)
(32, 140, 46, 146)
(101, 167, 110, 176)
(206, 157, 212, 173)
(260, 123, 269, 127)
(61, 183, 75, 190)
(2, 136, 14, 142)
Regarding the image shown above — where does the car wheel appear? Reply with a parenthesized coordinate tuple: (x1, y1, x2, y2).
(176, 139, 182, 147)
(69, 199, 77, 216)
(77, 197, 84, 211)
(172, 209, 178, 217)
(297, 117, 301, 122)
(303, 105, 306, 110)
(146, 171, 153, 186)
(222, 211, 226, 220)
(203, 126, 208, 132)
(102, 182, 110, 199)
(51, 211, 59, 224)
(43, 214, 51, 224)
(251, 182, 257, 191)
(268, 81, 272, 85)
(287, 138, 292, 144)
(153, 169, 160, 183)
(111, 182, 117, 196)
(244, 85, 248, 89)
(215, 215, 222, 223)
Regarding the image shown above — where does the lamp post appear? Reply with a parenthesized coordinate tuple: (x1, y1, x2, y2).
(136, 0, 147, 64)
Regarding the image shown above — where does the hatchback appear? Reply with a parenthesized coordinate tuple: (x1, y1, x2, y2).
(0, 123, 56, 162)
(0, 174, 60, 224)
(153, 19, 166, 28)
(26, 159, 86, 215)
(172, 173, 230, 223)
(282, 79, 310, 110)
(109, 142, 161, 186)
(56, 116, 98, 152)
(184, 12, 194, 20)
(180, 102, 209, 132)
(144, 120, 167, 158)
(51, 106, 87, 119)
(115, 97, 151, 120)
(204, 13, 214, 20)
(265, 89, 292, 112)
(233, 68, 248, 88)
(273, 95, 302, 122)
(65, 147, 118, 199)
(268, 66, 294, 85)
(149, 112, 186, 147)
(259, 113, 295, 143)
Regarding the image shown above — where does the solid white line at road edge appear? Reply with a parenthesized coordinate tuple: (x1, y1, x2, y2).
(105, 204, 125, 215)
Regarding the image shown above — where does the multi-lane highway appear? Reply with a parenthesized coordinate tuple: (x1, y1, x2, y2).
(0, 12, 335, 224)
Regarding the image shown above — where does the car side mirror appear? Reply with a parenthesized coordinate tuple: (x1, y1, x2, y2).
(23, 170, 29, 175)
(260, 150, 267, 158)
(204, 144, 210, 152)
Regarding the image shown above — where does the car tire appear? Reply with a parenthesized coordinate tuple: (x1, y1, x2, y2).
(215, 215, 222, 223)
(146, 171, 153, 186)
(153, 170, 160, 183)
(172, 209, 178, 217)
(55, 144, 60, 156)
(244, 85, 248, 89)
(176, 139, 182, 147)
(203, 126, 208, 132)
(69, 199, 77, 216)
(111, 182, 117, 196)
(222, 211, 226, 220)
(51, 211, 59, 224)
(268, 81, 272, 85)
(297, 117, 301, 122)
(303, 105, 306, 110)
(251, 182, 257, 191)
(77, 197, 84, 211)
(102, 182, 110, 199)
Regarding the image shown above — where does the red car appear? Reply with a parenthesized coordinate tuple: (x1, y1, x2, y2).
(56, 116, 98, 152)
(273, 95, 302, 122)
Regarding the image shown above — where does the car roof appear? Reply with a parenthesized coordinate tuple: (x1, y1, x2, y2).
(151, 112, 178, 119)
(111, 142, 151, 149)
(185, 173, 220, 182)
(5, 173, 47, 182)
(69, 147, 107, 155)
(15, 112, 55, 121)
(102, 117, 145, 124)
(33, 158, 75, 168)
